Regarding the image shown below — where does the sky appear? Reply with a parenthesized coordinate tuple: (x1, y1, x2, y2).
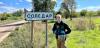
(0, 0, 100, 13)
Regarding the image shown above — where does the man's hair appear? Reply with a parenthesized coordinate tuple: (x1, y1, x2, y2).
(56, 12, 62, 15)
(55, 12, 62, 18)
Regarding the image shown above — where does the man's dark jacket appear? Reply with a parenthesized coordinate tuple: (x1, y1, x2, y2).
(52, 21, 71, 35)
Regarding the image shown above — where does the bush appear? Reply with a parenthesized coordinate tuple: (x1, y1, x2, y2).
(48, 20, 55, 23)
(74, 20, 87, 30)
(73, 19, 96, 31)
(0, 16, 8, 21)
(0, 13, 12, 21)
(99, 25, 100, 30)
(80, 10, 87, 16)
(8, 16, 18, 20)
(87, 21, 96, 30)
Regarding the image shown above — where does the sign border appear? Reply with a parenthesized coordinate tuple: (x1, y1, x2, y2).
(25, 12, 54, 21)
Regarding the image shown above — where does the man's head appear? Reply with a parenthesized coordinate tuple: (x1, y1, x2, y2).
(56, 12, 62, 23)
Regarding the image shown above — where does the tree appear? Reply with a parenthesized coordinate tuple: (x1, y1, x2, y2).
(6, 13, 12, 17)
(61, 0, 76, 20)
(97, 10, 100, 16)
(12, 10, 23, 17)
(59, 8, 70, 18)
(32, 0, 56, 12)
(86, 11, 96, 17)
(71, 11, 78, 18)
(0, 12, 8, 21)
(80, 10, 87, 16)
(32, 0, 56, 22)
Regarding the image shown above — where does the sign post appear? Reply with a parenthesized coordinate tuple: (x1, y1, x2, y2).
(31, 21, 34, 48)
(25, 12, 53, 48)
(24, 9, 34, 48)
(45, 20, 48, 48)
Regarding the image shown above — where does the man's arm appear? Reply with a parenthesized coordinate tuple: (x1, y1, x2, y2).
(52, 24, 57, 34)
(64, 23, 71, 34)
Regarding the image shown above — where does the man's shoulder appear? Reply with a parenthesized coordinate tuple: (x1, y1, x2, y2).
(61, 21, 69, 26)
(61, 21, 67, 25)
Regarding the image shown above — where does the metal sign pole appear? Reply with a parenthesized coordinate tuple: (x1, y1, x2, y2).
(45, 20, 48, 48)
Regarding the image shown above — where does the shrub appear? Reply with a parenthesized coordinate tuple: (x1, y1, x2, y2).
(73, 19, 96, 31)
(87, 21, 96, 30)
(74, 20, 87, 31)
(48, 20, 55, 23)
(99, 25, 100, 30)
(0, 16, 8, 21)
(8, 16, 18, 20)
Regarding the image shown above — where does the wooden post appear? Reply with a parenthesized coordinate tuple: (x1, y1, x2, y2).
(30, 21, 34, 48)
(45, 20, 48, 48)
(24, 8, 34, 48)
(31, 0, 34, 48)
(44, 0, 48, 48)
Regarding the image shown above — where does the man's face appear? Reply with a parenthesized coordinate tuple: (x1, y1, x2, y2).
(56, 14, 62, 23)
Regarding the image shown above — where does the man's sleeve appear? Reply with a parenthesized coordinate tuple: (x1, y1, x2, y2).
(64, 23, 71, 34)
(52, 24, 56, 34)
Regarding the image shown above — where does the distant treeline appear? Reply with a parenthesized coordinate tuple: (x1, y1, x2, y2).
(59, 9, 100, 18)
(0, 9, 100, 21)
(0, 10, 23, 21)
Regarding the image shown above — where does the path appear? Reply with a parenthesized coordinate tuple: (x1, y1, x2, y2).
(0, 20, 27, 43)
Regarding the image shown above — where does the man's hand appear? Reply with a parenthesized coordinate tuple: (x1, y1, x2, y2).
(57, 25, 59, 29)
(65, 29, 67, 32)
(65, 29, 68, 34)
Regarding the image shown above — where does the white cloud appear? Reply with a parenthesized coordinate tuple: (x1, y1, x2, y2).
(19, 0, 23, 2)
(0, 2, 20, 13)
(0, 1, 32, 13)
(25, 0, 32, 2)
(76, 6, 100, 12)
(0, 5, 32, 13)
(51, 0, 56, 1)
(16, 3, 19, 4)
(77, 5, 80, 7)
(0, 6, 20, 13)
(25, 0, 56, 2)
(0, 11, 2, 13)
(0, 2, 5, 6)
(0, 2, 4, 4)
(27, 7, 32, 11)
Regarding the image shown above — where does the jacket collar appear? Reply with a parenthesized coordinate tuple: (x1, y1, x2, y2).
(56, 21, 63, 24)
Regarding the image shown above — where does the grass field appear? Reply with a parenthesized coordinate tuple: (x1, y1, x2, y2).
(0, 17, 100, 48)
(0, 16, 23, 25)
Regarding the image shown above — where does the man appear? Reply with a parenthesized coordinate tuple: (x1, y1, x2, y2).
(52, 12, 71, 48)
